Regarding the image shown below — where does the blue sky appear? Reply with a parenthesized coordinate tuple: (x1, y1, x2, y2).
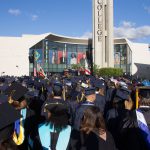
(0, 0, 150, 43)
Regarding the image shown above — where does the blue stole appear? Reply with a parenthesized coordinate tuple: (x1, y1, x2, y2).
(38, 122, 71, 150)
(14, 108, 27, 135)
(136, 109, 150, 149)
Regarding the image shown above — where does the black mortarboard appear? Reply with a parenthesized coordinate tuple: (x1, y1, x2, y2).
(53, 82, 63, 88)
(115, 89, 129, 101)
(25, 90, 39, 98)
(0, 85, 8, 92)
(5, 82, 28, 101)
(34, 80, 43, 89)
(0, 102, 22, 141)
(94, 79, 105, 88)
(0, 94, 8, 104)
(120, 87, 131, 95)
(139, 88, 150, 99)
(64, 79, 72, 87)
(0, 78, 5, 83)
(44, 102, 70, 126)
(5, 77, 15, 84)
(84, 87, 95, 96)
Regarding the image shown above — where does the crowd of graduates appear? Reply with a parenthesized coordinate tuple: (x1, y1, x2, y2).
(0, 71, 150, 150)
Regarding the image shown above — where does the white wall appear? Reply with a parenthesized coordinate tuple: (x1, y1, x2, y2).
(0, 33, 49, 76)
(0, 37, 27, 76)
(127, 40, 150, 75)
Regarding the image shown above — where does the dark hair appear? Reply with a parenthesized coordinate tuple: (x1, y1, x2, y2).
(53, 85, 62, 96)
(113, 97, 125, 109)
(80, 106, 106, 134)
(46, 105, 70, 130)
(71, 53, 76, 58)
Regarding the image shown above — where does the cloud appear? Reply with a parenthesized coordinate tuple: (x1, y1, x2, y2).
(31, 14, 38, 21)
(8, 9, 21, 16)
(81, 21, 150, 41)
(144, 6, 150, 14)
(114, 21, 150, 40)
(81, 31, 92, 38)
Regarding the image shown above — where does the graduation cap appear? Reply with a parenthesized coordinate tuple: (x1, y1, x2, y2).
(34, 80, 43, 89)
(84, 87, 95, 96)
(53, 82, 63, 88)
(115, 89, 129, 101)
(25, 90, 39, 98)
(63, 79, 72, 87)
(0, 94, 8, 104)
(5, 77, 15, 84)
(120, 86, 131, 94)
(5, 82, 28, 101)
(94, 79, 105, 88)
(0, 102, 22, 141)
(0, 85, 9, 92)
(0, 78, 5, 83)
(139, 88, 150, 99)
(44, 102, 70, 126)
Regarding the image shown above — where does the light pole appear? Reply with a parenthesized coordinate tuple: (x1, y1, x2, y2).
(16, 65, 19, 76)
(1, 72, 5, 76)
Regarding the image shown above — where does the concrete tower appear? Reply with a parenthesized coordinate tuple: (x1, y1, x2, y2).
(93, 0, 114, 68)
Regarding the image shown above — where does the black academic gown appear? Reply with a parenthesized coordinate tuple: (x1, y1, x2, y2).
(117, 110, 149, 150)
(106, 108, 128, 149)
(17, 108, 37, 150)
(67, 129, 117, 150)
(95, 93, 106, 114)
(104, 88, 116, 116)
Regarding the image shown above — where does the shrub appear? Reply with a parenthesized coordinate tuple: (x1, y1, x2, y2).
(94, 67, 123, 77)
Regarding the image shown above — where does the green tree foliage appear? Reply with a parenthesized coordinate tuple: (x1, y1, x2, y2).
(93, 65, 123, 77)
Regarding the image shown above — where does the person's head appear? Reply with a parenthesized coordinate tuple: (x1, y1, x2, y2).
(62, 52, 66, 57)
(71, 53, 76, 58)
(82, 53, 86, 59)
(8, 96, 28, 110)
(85, 94, 96, 102)
(84, 87, 96, 102)
(5, 82, 28, 110)
(45, 103, 70, 129)
(53, 83, 63, 97)
(80, 106, 106, 134)
(0, 102, 21, 149)
(113, 94, 133, 110)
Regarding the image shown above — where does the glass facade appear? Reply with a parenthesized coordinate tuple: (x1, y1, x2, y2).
(29, 38, 132, 76)
(114, 44, 132, 74)
(29, 39, 90, 75)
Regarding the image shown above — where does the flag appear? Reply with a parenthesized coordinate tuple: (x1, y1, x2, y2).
(37, 64, 47, 79)
(84, 68, 91, 75)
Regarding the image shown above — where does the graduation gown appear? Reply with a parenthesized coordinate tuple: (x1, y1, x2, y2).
(95, 94, 106, 114)
(67, 129, 117, 150)
(15, 108, 37, 150)
(34, 122, 71, 150)
(117, 110, 150, 150)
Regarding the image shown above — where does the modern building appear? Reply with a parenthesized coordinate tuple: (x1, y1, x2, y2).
(114, 38, 150, 79)
(0, 33, 150, 78)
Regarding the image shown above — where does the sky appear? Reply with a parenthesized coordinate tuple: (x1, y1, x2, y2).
(0, 0, 150, 43)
